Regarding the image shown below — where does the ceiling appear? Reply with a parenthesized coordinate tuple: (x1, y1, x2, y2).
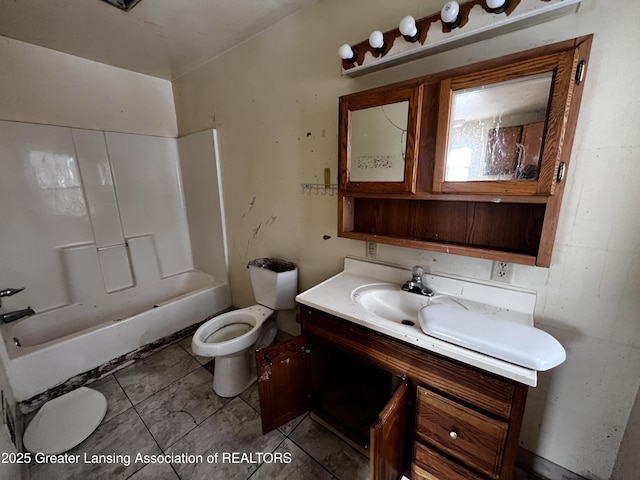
(0, 0, 316, 80)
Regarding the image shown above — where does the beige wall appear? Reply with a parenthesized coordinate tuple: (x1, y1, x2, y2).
(0, 36, 177, 136)
(2, 1, 635, 478)
(173, 1, 640, 478)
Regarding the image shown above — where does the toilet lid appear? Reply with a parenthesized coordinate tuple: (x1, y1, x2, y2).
(23, 387, 107, 454)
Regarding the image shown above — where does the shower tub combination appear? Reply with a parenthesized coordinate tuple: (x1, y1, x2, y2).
(0, 269, 230, 406)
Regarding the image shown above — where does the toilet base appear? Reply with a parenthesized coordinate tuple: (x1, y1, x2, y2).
(212, 353, 256, 397)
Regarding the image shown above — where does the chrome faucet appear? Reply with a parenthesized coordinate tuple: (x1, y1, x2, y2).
(1, 307, 35, 323)
(0, 287, 24, 307)
(401, 266, 433, 296)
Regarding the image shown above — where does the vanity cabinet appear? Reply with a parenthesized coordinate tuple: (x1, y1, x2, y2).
(338, 35, 593, 267)
(256, 307, 528, 479)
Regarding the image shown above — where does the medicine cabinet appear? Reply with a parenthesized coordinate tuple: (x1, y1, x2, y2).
(339, 83, 424, 193)
(338, 35, 592, 267)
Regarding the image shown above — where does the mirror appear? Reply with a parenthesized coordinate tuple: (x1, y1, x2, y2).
(349, 101, 409, 182)
(445, 72, 553, 182)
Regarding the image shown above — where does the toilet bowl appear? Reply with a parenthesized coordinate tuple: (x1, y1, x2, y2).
(192, 258, 297, 397)
(192, 305, 278, 397)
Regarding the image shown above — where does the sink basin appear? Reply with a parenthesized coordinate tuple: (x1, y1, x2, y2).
(351, 283, 440, 326)
(352, 282, 565, 371)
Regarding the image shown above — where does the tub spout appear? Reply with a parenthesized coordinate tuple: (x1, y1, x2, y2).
(1, 307, 35, 323)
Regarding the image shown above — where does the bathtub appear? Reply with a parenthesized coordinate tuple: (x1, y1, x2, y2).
(0, 270, 231, 404)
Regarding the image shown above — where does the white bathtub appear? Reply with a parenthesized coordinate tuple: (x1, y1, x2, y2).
(0, 270, 231, 403)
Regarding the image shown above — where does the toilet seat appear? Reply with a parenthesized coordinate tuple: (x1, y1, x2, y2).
(192, 304, 274, 357)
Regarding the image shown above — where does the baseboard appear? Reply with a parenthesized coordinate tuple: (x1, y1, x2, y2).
(517, 447, 586, 480)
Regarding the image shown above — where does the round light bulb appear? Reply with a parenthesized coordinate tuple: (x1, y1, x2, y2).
(399, 16, 418, 38)
(486, 0, 510, 13)
(441, 1, 460, 24)
(338, 44, 356, 61)
(368, 30, 385, 50)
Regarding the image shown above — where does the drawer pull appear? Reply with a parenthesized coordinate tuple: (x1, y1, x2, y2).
(449, 431, 458, 440)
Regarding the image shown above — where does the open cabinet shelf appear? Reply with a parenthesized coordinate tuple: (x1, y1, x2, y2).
(340, 195, 547, 265)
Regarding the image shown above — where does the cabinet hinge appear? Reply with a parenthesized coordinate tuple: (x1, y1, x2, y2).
(556, 162, 566, 183)
(575, 60, 586, 85)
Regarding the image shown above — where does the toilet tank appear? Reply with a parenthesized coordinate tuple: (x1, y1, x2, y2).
(248, 258, 298, 310)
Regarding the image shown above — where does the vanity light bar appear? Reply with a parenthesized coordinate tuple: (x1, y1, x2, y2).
(339, 0, 583, 77)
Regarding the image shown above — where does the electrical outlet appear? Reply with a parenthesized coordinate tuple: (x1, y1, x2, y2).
(491, 261, 513, 283)
(366, 242, 377, 259)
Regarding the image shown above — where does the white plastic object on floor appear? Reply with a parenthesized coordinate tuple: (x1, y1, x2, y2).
(23, 387, 107, 454)
(418, 304, 566, 371)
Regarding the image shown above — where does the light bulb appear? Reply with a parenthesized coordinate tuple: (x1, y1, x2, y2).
(368, 30, 386, 52)
(399, 15, 420, 43)
(486, 0, 510, 14)
(338, 44, 357, 62)
(441, 1, 462, 29)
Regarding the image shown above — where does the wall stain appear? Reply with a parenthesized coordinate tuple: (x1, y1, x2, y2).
(242, 196, 257, 220)
(245, 221, 262, 256)
(252, 223, 262, 240)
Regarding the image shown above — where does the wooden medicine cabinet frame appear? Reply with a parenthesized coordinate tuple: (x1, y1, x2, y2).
(433, 50, 578, 196)
(338, 35, 593, 267)
(339, 82, 424, 194)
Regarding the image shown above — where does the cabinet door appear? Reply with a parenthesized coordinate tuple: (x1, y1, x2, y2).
(485, 125, 522, 176)
(370, 380, 409, 480)
(255, 336, 311, 434)
(433, 49, 578, 195)
(519, 122, 545, 173)
(339, 83, 424, 194)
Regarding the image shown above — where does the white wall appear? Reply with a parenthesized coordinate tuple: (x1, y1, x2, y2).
(0, 36, 177, 137)
(178, 130, 229, 283)
(172, 0, 640, 478)
(0, 122, 194, 315)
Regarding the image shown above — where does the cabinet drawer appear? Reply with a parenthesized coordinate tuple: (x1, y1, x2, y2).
(412, 442, 483, 480)
(415, 387, 508, 479)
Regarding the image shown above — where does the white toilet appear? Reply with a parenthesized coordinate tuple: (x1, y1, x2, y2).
(192, 258, 298, 397)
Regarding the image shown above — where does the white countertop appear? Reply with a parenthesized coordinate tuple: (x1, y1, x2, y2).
(296, 257, 539, 387)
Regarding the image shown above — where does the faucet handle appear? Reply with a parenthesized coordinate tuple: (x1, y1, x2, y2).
(411, 266, 424, 279)
(0, 288, 24, 297)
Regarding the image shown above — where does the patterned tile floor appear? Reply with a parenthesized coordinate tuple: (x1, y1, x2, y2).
(6, 335, 543, 480)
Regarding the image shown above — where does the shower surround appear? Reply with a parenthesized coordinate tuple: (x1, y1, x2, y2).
(0, 121, 231, 403)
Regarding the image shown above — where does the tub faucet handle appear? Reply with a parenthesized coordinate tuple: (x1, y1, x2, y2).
(0, 287, 25, 307)
(0, 287, 24, 297)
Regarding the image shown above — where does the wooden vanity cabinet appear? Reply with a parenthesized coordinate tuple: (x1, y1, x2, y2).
(256, 307, 528, 480)
(338, 35, 593, 267)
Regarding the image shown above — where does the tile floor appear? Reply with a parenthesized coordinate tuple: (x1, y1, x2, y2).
(3, 334, 543, 480)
